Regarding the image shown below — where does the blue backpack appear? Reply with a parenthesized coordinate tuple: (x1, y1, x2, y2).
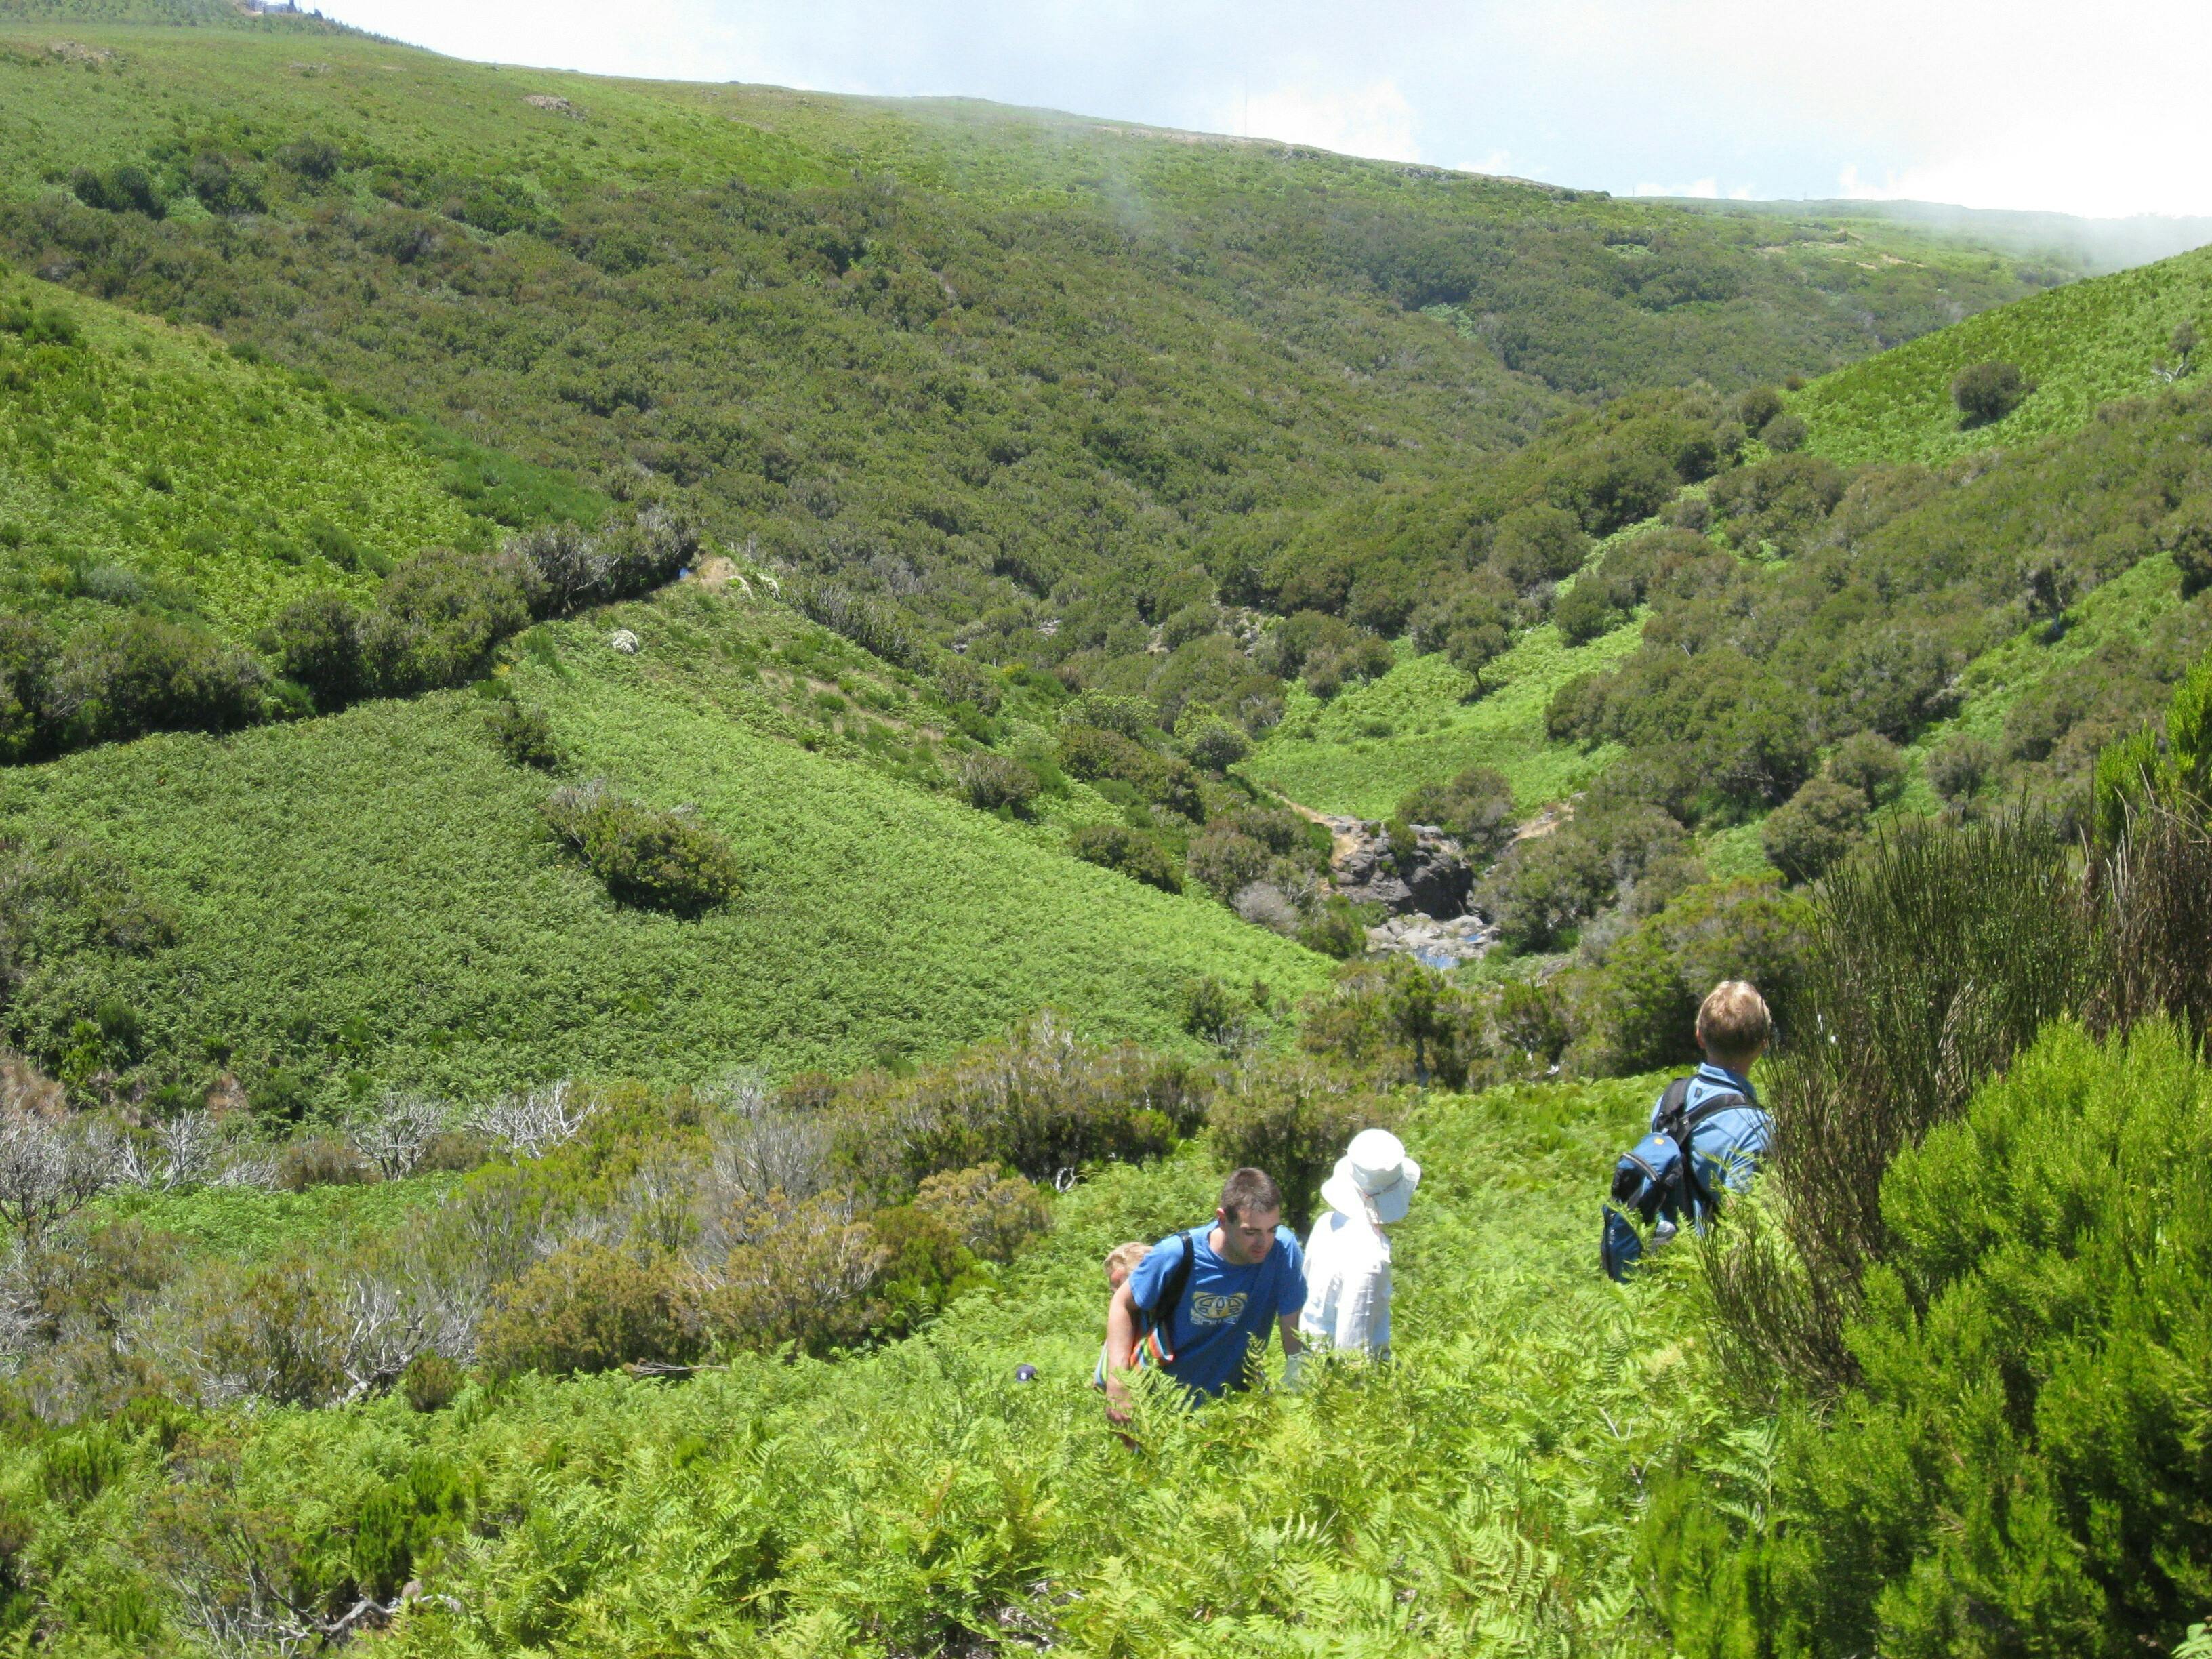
(1601, 1075, 1767, 1282)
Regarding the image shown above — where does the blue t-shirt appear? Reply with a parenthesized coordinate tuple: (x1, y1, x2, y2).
(1652, 1062, 1768, 1221)
(1127, 1223, 1307, 1399)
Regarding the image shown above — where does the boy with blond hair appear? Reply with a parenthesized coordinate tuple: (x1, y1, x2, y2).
(1601, 980, 1774, 1279)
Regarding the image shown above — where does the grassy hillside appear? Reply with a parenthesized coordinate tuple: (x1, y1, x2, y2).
(1793, 243, 2212, 466)
(1246, 618, 1637, 819)
(0, 1068, 1736, 1656)
(0, 269, 596, 646)
(0, 8, 2097, 662)
(1668, 196, 2212, 279)
(0, 586, 1330, 1115)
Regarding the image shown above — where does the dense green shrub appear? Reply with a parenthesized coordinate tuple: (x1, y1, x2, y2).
(400, 1352, 463, 1413)
(1490, 503, 1592, 587)
(352, 1456, 476, 1603)
(68, 163, 164, 219)
(2160, 497, 2212, 600)
(1826, 730, 1905, 807)
(541, 779, 741, 913)
(1068, 823, 1182, 893)
(270, 591, 369, 712)
(1296, 897, 1367, 960)
(1657, 1023, 2212, 1656)
(827, 1012, 1208, 1198)
(1208, 1061, 1397, 1233)
(1553, 575, 1625, 644)
(484, 699, 562, 771)
(480, 1240, 699, 1378)
(1701, 814, 2103, 1393)
(364, 550, 532, 695)
(793, 579, 920, 669)
(1183, 825, 1269, 901)
(49, 615, 264, 747)
(1951, 357, 2032, 424)
(692, 1191, 890, 1357)
(1476, 827, 1614, 951)
(1176, 974, 1246, 1045)
(1578, 876, 1812, 1075)
(1924, 733, 1995, 808)
(1398, 765, 1517, 859)
(1759, 774, 1869, 882)
(1175, 707, 1250, 772)
(956, 750, 1040, 813)
(0, 296, 79, 346)
(910, 1164, 1051, 1263)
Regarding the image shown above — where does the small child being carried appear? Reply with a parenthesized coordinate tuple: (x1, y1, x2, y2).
(1091, 1240, 1151, 1389)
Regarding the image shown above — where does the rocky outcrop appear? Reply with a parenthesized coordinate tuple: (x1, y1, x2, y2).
(1366, 912, 1497, 969)
(1325, 817, 1473, 918)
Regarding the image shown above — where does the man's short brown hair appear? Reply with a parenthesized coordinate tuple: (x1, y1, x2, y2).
(1218, 1166, 1284, 1223)
(1697, 980, 1772, 1062)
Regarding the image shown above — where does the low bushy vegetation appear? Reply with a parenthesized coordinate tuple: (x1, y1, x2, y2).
(540, 779, 741, 914)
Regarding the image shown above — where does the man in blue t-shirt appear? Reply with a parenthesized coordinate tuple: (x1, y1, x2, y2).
(1103, 1167, 1308, 1418)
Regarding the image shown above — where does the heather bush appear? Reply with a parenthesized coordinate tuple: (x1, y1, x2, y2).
(1656, 1023, 2212, 1655)
(363, 550, 532, 695)
(691, 1189, 888, 1356)
(1398, 765, 1517, 859)
(274, 1136, 378, 1193)
(956, 750, 1040, 813)
(1184, 825, 1269, 901)
(479, 1240, 699, 1379)
(1826, 729, 1905, 807)
(827, 1012, 1209, 1195)
(1068, 823, 1183, 893)
(910, 1164, 1052, 1263)
(47, 615, 264, 747)
(1951, 357, 2032, 424)
(483, 699, 562, 771)
(270, 592, 370, 712)
(1759, 773, 1870, 882)
(1207, 1061, 1397, 1233)
(541, 779, 741, 913)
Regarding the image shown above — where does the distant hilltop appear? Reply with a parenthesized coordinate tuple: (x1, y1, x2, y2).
(1666, 195, 2212, 277)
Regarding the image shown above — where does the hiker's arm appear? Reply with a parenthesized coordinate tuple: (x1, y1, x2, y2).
(1277, 1313, 1305, 1358)
(1103, 1282, 1139, 1418)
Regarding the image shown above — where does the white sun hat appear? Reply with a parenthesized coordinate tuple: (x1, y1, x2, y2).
(1321, 1128, 1422, 1225)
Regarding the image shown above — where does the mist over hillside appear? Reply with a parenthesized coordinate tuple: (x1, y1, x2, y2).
(1668, 193, 2212, 277)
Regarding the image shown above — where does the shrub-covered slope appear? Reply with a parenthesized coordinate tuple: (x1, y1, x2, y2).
(0, 270, 593, 646)
(0, 1069, 1732, 1656)
(1795, 242, 2212, 466)
(0, 9, 2092, 659)
(0, 590, 1330, 1116)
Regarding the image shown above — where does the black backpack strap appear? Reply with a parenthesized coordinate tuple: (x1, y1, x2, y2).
(1140, 1229, 1201, 1336)
(1672, 1091, 1752, 1215)
(1652, 1075, 1698, 1137)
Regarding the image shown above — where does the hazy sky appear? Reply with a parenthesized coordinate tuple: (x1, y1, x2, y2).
(317, 0, 2212, 220)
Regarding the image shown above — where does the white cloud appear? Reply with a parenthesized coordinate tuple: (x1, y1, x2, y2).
(318, 0, 2212, 218)
(1216, 79, 1420, 161)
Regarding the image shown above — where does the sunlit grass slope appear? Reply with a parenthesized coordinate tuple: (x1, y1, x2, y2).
(17, 1071, 1723, 1656)
(0, 271, 596, 644)
(0, 594, 1329, 1114)
(1794, 243, 2212, 466)
(1244, 619, 1638, 819)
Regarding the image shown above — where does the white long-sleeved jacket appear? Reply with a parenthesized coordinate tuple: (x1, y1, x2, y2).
(1299, 1207, 1392, 1356)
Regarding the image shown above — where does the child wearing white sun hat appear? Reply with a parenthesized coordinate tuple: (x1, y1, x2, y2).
(1298, 1128, 1420, 1359)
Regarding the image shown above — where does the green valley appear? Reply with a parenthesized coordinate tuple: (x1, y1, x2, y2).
(0, 3, 2209, 1655)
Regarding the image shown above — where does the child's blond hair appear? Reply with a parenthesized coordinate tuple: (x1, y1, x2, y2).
(1697, 981, 1772, 1066)
(1104, 1240, 1151, 1286)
